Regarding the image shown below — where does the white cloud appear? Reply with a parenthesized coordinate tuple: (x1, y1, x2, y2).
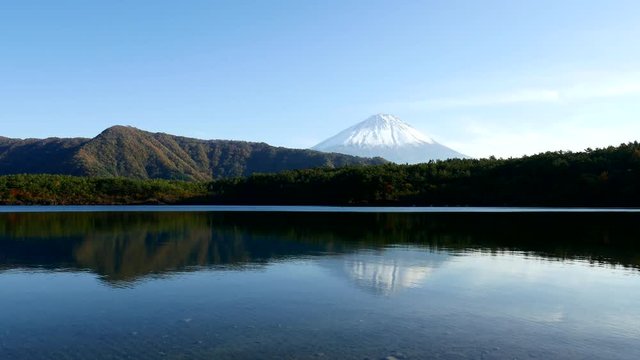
(411, 89, 561, 109)
(392, 73, 640, 110)
(563, 82, 640, 100)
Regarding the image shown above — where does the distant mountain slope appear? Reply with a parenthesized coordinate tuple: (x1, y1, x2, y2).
(0, 126, 385, 180)
(312, 114, 467, 164)
(0, 137, 88, 175)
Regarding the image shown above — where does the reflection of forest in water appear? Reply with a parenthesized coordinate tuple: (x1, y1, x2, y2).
(0, 211, 639, 285)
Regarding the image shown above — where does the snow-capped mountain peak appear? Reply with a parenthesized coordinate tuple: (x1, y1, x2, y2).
(313, 113, 434, 149)
(312, 114, 468, 164)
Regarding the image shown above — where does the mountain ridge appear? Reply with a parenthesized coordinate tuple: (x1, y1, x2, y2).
(0, 126, 386, 181)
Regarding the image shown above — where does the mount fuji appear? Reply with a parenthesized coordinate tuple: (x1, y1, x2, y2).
(312, 114, 467, 164)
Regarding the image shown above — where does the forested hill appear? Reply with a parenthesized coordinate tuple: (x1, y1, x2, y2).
(0, 126, 386, 180)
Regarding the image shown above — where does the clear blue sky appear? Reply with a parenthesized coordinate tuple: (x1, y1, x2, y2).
(1, 0, 639, 157)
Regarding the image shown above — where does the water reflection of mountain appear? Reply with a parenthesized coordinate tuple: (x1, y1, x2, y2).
(1, 212, 639, 285)
(321, 248, 449, 296)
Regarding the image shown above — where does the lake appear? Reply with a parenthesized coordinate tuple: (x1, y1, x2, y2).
(1, 208, 639, 359)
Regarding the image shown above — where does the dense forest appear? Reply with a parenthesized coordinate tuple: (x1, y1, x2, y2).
(1, 142, 639, 206)
(0, 175, 207, 205)
(209, 142, 640, 206)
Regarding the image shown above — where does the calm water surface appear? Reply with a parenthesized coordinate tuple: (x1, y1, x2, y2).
(1, 209, 639, 359)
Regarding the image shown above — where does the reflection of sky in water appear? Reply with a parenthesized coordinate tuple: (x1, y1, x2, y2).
(433, 251, 640, 338)
(1, 247, 640, 359)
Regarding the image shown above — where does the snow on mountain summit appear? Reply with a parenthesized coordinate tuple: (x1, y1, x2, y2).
(312, 114, 467, 164)
(313, 113, 434, 149)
